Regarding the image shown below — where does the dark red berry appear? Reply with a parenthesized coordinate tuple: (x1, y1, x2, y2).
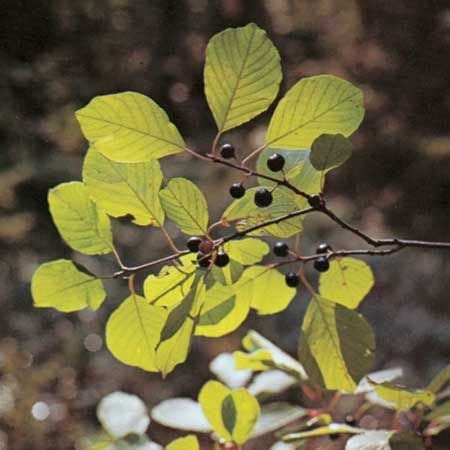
(215, 251, 230, 267)
(314, 256, 330, 272)
(285, 272, 300, 287)
(273, 242, 289, 257)
(254, 188, 273, 207)
(220, 143, 235, 159)
(308, 194, 322, 209)
(199, 239, 214, 254)
(197, 252, 211, 268)
(267, 153, 285, 172)
(316, 243, 331, 254)
(187, 236, 202, 252)
(229, 183, 245, 199)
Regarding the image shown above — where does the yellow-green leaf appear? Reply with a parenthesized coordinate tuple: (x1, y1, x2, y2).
(309, 133, 352, 171)
(156, 319, 195, 378)
(156, 275, 206, 376)
(238, 266, 296, 315)
(166, 435, 199, 450)
(195, 283, 250, 337)
(160, 178, 209, 235)
(222, 187, 305, 238)
(427, 365, 450, 394)
(299, 295, 375, 392)
(204, 23, 281, 133)
(210, 259, 244, 286)
(106, 295, 167, 372)
(256, 148, 322, 195)
(234, 330, 307, 380)
(83, 147, 164, 226)
(266, 75, 364, 150)
(32, 259, 105, 312)
(198, 381, 260, 445)
(283, 423, 364, 442)
(144, 255, 197, 307)
(223, 238, 270, 265)
(319, 258, 374, 309)
(76, 92, 184, 162)
(368, 380, 435, 411)
(48, 181, 113, 255)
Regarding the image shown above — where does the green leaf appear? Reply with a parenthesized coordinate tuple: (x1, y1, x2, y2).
(195, 283, 250, 337)
(204, 23, 281, 133)
(223, 238, 270, 265)
(283, 423, 363, 442)
(106, 295, 167, 372)
(76, 92, 184, 163)
(309, 133, 352, 171)
(266, 75, 364, 150)
(159, 273, 204, 342)
(235, 330, 307, 380)
(198, 381, 260, 445)
(48, 181, 113, 255)
(156, 275, 206, 376)
(32, 259, 105, 312)
(299, 295, 375, 392)
(238, 266, 296, 315)
(222, 187, 304, 238)
(83, 147, 164, 226)
(160, 178, 209, 235)
(97, 391, 150, 439)
(368, 380, 435, 411)
(165, 435, 199, 450)
(427, 365, 450, 394)
(143, 255, 197, 307)
(318, 257, 374, 309)
(210, 259, 244, 286)
(256, 148, 322, 195)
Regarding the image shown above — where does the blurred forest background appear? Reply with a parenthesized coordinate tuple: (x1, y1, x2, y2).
(0, 0, 449, 449)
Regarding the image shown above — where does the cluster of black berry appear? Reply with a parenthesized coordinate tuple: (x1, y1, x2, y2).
(187, 236, 229, 268)
(224, 145, 287, 209)
(270, 241, 332, 287)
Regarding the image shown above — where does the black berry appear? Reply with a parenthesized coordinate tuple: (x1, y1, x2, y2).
(197, 252, 211, 268)
(187, 236, 202, 252)
(267, 153, 285, 172)
(220, 143, 235, 159)
(199, 240, 214, 254)
(273, 242, 289, 257)
(254, 188, 273, 207)
(308, 194, 322, 209)
(215, 251, 230, 267)
(314, 256, 330, 272)
(285, 272, 300, 287)
(316, 243, 331, 254)
(229, 183, 246, 199)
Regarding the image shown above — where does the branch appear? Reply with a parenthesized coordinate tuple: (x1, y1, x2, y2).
(184, 148, 450, 251)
